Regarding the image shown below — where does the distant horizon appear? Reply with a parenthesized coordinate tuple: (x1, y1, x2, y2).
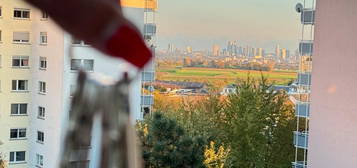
(156, 0, 301, 52)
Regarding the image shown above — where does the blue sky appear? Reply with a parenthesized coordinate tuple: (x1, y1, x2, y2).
(156, 0, 301, 52)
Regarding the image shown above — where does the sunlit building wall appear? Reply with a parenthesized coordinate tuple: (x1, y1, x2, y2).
(0, 0, 152, 167)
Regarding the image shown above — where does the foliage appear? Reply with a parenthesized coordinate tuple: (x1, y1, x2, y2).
(0, 153, 7, 168)
(204, 141, 230, 168)
(141, 75, 296, 168)
(137, 113, 207, 168)
(223, 76, 295, 167)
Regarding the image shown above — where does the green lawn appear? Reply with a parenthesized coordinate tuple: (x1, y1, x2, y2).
(157, 67, 297, 86)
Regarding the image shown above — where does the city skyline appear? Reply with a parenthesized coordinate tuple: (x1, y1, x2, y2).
(156, 0, 301, 52)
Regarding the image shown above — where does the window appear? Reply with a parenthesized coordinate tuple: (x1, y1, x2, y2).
(39, 81, 46, 94)
(71, 59, 94, 71)
(39, 57, 47, 69)
(11, 104, 28, 115)
(41, 11, 48, 19)
(83, 60, 94, 71)
(72, 38, 90, 45)
(12, 80, 28, 91)
(37, 131, 44, 143)
(38, 106, 45, 119)
(10, 128, 26, 139)
(13, 32, 30, 43)
(9, 151, 26, 163)
(36, 154, 43, 167)
(0, 30, 2, 42)
(0, 7, 2, 17)
(12, 56, 29, 68)
(40, 32, 47, 44)
(14, 9, 30, 19)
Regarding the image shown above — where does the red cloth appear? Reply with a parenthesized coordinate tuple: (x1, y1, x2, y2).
(105, 25, 152, 68)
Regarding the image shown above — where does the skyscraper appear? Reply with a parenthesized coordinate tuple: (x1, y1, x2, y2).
(275, 44, 281, 59)
(212, 44, 220, 56)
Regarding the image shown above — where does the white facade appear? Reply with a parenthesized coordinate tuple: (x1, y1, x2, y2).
(308, 0, 357, 167)
(0, 0, 148, 167)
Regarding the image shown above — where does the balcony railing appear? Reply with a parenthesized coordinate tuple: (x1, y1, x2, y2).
(301, 9, 315, 25)
(294, 131, 308, 149)
(295, 102, 310, 117)
(141, 95, 154, 106)
(299, 41, 313, 56)
(144, 23, 157, 36)
(297, 73, 312, 86)
(142, 71, 155, 82)
(292, 161, 307, 168)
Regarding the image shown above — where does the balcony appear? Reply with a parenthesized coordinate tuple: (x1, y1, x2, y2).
(295, 102, 310, 118)
(144, 23, 157, 36)
(301, 9, 315, 25)
(299, 41, 313, 56)
(292, 161, 307, 168)
(294, 131, 308, 149)
(297, 73, 312, 86)
(142, 71, 155, 82)
(141, 95, 154, 106)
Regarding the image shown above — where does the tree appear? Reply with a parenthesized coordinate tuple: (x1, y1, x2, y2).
(137, 113, 207, 168)
(0, 153, 7, 168)
(223, 76, 295, 167)
(204, 141, 230, 168)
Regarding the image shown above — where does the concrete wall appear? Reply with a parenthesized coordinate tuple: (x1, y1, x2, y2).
(308, 0, 357, 167)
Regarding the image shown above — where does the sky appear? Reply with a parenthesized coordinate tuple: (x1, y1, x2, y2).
(156, 0, 301, 52)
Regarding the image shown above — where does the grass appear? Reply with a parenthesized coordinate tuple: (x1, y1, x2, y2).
(157, 67, 297, 87)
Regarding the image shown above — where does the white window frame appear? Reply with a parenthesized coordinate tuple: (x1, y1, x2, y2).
(9, 151, 26, 163)
(13, 8, 30, 19)
(40, 32, 47, 44)
(10, 128, 27, 140)
(11, 103, 28, 115)
(36, 154, 44, 167)
(37, 131, 44, 143)
(39, 81, 46, 94)
(38, 106, 45, 119)
(13, 32, 30, 43)
(12, 80, 28, 91)
(12, 56, 29, 68)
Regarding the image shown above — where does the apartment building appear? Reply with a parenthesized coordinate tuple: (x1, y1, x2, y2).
(0, 0, 157, 167)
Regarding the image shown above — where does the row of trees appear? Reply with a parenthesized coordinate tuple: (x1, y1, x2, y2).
(137, 77, 296, 168)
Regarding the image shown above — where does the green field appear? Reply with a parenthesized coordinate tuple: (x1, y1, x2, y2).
(157, 67, 297, 87)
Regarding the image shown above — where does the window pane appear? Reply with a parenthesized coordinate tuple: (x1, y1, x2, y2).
(9, 152, 14, 162)
(18, 80, 26, 90)
(12, 59, 20, 66)
(83, 60, 94, 71)
(71, 59, 81, 70)
(20, 104, 27, 114)
(23, 11, 30, 18)
(21, 58, 29, 66)
(14, 10, 21, 17)
(19, 129, 26, 138)
(12, 80, 17, 90)
(11, 104, 18, 114)
(16, 151, 25, 161)
(10, 129, 18, 138)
